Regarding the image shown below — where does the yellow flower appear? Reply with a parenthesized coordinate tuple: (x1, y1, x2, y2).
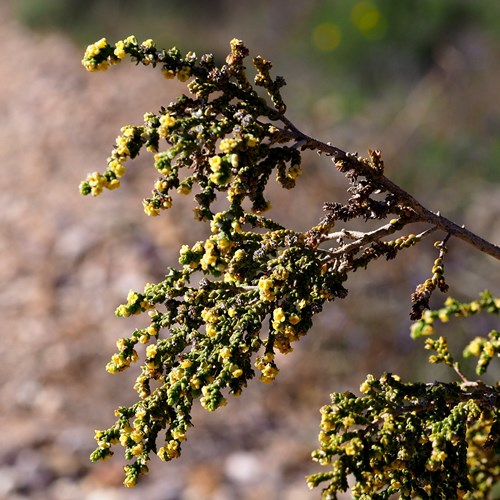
(157, 440, 180, 461)
(217, 237, 234, 253)
(177, 359, 190, 370)
(108, 160, 126, 177)
(154, 179, 168, 192)
(158, 114, 176, 138)
(135, 406, 147, 418)
(130, 444, 144, 456)
(119, 433, 130, 447)
(160, 114, 176, 128)
(143, 201, 160, 216)
(190, 377, 201, 390)
(87, 171, 106, 196)
(259, 364, 279, 383)
(232, 368, 243, 378)
(141, 39, 155, 49)
(258, 277, 275, 301)
(246, 135, 258, 147)
(130, 429, 144, 443)
(206, 324, 217, 337)
(115, 135, 131, 156)
(171, 429, 186, 441)
(106, 179, 120, 190)
(230, 38, 243, 49)
(114, 41, 127, 59)
(161, 67, 176, 79)
(430, 449, 447, 462)
(146, 324, 158, 336)
(91, 37, 107, 54)
(123, 476, 137, 488)
(145, 344, 157, 358)
(342, 416, 356, 428)
(273, 308, 286, 323)
(200, 250, 218, 270)
(220, 138, 239, 154)
(177, 183, 191, 195)
(438, 310, 449, 323)
(360, 381, 371, 393)
(168, 367, 184, 383)
(231, 221, 242, 233)
(219, 347, 232, 359)
(344, 437, 363, 456)
(209, 155, 222, 172)
(230, 153, 239, 167)
(124, 35, 138, 45)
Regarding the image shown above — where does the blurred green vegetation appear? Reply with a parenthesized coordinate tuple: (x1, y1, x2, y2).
(14, 0, 500, 86)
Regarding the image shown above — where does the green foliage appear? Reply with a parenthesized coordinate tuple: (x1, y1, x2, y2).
(310, 294, 499, 499)
(79, 37, 499, 496)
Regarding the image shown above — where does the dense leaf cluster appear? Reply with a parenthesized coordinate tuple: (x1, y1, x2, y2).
(80, 37, 499, 496)
(310, 294, 499, 499)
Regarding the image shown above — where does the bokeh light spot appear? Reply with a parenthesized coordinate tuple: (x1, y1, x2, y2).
(312, 22, 342, 52)
(351, 1, 387, 40)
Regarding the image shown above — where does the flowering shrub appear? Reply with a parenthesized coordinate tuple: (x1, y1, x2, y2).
(80, 36, 499, 497)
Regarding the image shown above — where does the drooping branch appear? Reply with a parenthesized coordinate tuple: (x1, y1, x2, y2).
(79, 37, 499, 495)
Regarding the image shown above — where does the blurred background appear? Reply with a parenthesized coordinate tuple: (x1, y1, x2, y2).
(1, 1, 499, 498)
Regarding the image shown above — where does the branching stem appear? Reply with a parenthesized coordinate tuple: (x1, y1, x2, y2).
(276, 114, 500, 261)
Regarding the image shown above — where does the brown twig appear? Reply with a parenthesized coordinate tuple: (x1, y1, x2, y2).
(276, 115, 500, 261)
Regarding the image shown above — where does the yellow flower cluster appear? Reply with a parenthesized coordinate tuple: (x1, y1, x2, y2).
(271, 307, 302, 353)
(154, 179, 169, 193)
(142, 39, 155, 49)
(274, 323, 303, 354)
(168, 366, 187, 384)
(157, 440, 180, 461)
(201, 307, 220, 337)
(272, 307, 301, 330)
(220, 138, 239, 154)
(200, 240, 218, 270)
(143, 196, 172, 216)
(106, 348, 139, 373)
(108, 159, 126, 178)
(209, 155, 222, 172)
(145, 344, 158, 358)
(217, 237, 234, 254)
(200, 386, 228, 410)
(199, 238, 227, 272)
(201, 308, 219, 324)
(114, 41, 127, 60)
(245, 134, 259, 147)
(158, 114, 176, 139)
(161, 67, 176, 79)
(255, 352, 279, 384)
(94, 430, 112, 450)
(82, 37, 110, 71)
(258, 277, 275, 301)
(84, 171, 120, 196)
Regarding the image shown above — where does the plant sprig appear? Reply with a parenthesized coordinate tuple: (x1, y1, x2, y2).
(80, 36, 500, 494)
